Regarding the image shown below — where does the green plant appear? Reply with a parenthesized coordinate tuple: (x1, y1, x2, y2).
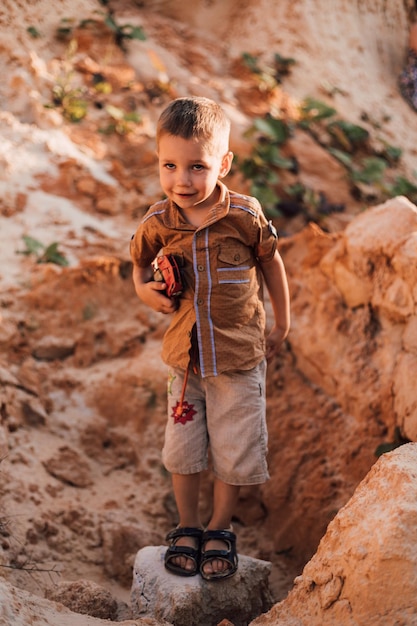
(326, 120, 369, 151)
(102, 11, 146, 50)
(237, 60, 417, 217)
(298, 97, 417, 205)
(18, 236, 69, 267)
(45, 39, 89, 122)
(56, 11, 146, 49)
(273, 52, 296, 79)
(388, 175, 417, 203)
(92, 72, 113, 95)
(99, 104, 141, 135)
(56, 17, 76, 41)
(238, 115, 295, 215)
(377, 141, 402, 165)
(299, 97, 337, 126)
(328, 147, 353, 168)
(51, 83, 88, 122)
(27, 26, 42, 38)
(351, 157, 387, 185)
(241, 51, 295, 90)
(249, 116, 292, 144)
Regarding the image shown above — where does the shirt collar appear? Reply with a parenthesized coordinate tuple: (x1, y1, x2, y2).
(162, 181, 230, 230)
(205, 180, 230, 226)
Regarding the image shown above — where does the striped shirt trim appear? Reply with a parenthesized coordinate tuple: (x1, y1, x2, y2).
(193, 229, 217, 377)
(229, 202, 258, 218)
(141, 207, 166, 224)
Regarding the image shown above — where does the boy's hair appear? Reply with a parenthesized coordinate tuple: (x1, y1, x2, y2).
(156, 96, 230, 154)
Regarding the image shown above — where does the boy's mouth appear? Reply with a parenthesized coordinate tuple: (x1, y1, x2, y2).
(175, 192, 195, 199)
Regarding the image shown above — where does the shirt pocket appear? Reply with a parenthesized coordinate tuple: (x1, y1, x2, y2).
(216, 245, 253, 285)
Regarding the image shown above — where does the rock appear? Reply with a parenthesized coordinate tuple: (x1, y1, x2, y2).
(32, 336, 76, 361)
(21, 397, 48, 426)
(0, 577, 168, 626)
(0, 315, 17, 346)
(131, 545, 273, 626)
(45, 579, 118, 620)
(250, 443, 417, 625)
(101, 520, 161, 585)
(0, 363, 19, 387)
(43, 445, 93, 487)
(286, 197, 417, 439)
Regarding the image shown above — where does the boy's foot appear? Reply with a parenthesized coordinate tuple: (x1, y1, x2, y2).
(164, 527, 203, 576)
(200, 529, 238, 581)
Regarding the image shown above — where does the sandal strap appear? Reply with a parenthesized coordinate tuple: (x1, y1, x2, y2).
(166, 544, 199, 559)
(166, 526, 204, 542)
(201, 528, 236, 543)
(164, 526, 203, 577)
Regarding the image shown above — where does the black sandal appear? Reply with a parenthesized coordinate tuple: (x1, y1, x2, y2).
(199, 529, 238, 581)
(164, 526, 203, 577)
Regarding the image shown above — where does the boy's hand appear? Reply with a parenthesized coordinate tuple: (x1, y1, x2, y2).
(265, 325, 287, 360)
(133, 265, 178, 314)
(136, 280, 178, 314)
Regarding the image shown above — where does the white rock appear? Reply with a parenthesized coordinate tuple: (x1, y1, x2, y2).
(131, 545, 273, 626)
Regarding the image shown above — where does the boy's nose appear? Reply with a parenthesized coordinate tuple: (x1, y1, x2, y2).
(176, 169, 191, 186)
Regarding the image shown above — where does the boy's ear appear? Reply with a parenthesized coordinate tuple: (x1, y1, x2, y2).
(219, 151, 234, 178)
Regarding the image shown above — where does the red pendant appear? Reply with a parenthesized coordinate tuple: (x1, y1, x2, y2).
(171, 401, 196, 425)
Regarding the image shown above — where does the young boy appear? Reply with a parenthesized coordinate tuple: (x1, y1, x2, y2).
(130, 96, 290, 581)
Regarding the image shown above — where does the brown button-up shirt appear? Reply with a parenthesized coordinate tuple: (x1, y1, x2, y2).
(130, 181, 277, 377)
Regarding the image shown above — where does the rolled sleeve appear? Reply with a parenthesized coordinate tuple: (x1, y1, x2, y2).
(256, 218, 278, 263)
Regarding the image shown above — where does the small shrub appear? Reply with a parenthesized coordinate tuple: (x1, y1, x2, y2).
(388, 175, 417, 203)
(103, 11, 146, 50)
(18, 236, 69, 267)
(99, 105, 141, 135)
(326, 120, 369, 151)
(237, 115, 295, 215)
(241, 51, 295, 90)
(299, 97, 337, 126)
(27, 26, 42, 39)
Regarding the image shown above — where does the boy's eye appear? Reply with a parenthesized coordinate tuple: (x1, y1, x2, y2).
(165, 163, 175, 170)
(192, 164, 204, 171)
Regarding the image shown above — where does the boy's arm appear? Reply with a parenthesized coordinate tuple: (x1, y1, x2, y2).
(259, 250, 290, 359)
(132, 263, 177, 314)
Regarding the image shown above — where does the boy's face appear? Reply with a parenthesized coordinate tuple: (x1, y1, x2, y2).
(157, 134, 233, 212)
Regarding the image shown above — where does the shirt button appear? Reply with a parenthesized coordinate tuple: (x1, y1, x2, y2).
(234, 254, 240, 261)
(197, 298, 204, 305)
(197, 264, 204, 272)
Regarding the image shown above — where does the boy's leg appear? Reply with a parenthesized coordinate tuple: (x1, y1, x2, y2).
(202, 478, 240, 577)
(170, 472, 202, 572)
(207, 478, 240, 530)
(172, 472, 201, 527)
(163, 366, 208, 572)
(201, 360, 268, 577)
